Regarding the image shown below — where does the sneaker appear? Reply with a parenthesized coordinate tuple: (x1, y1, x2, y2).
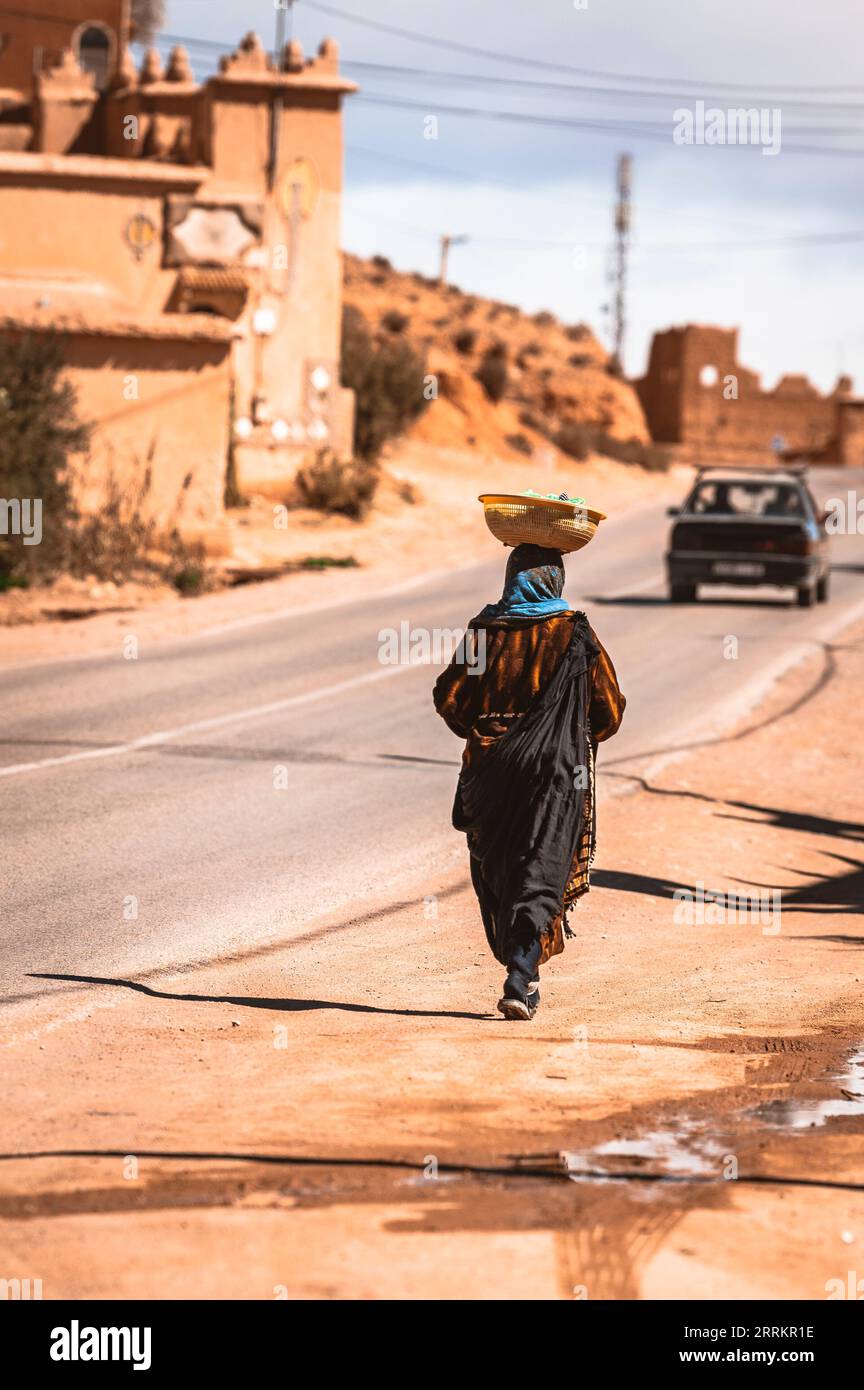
(497, 974, 540, 1021)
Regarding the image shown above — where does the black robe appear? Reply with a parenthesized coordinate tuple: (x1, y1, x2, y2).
(451, 613, 599, 966)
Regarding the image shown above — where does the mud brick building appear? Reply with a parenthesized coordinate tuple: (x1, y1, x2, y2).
(0, 4, 356, 543)
(637, 325, 863, 467)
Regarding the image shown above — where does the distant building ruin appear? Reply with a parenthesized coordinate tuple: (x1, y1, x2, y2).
(637, 325, 863, 467)
(0, 4, 356, 544)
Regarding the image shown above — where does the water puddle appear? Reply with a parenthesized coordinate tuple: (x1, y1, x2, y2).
(559, 1043, 864, 1184)
(561, 1118, 724, 1182)
(750, 1046, 864, 1130)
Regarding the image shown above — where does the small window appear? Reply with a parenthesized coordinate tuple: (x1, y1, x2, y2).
(76, 25, 112, 91)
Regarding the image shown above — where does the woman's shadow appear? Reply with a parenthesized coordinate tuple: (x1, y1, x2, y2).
(28, 972, 492, 1021)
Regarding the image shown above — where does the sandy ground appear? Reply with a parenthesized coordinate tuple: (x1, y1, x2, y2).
(1, 614, 861, 1300)
(0, 444, 686, 664)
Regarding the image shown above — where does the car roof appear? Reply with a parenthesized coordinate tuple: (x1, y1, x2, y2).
(691, 470, 807, 486)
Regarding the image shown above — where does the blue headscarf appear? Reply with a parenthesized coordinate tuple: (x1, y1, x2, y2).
(474, 543, 569, 622)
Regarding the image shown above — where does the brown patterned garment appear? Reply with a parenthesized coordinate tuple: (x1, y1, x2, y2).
(433, 612, 625, 963)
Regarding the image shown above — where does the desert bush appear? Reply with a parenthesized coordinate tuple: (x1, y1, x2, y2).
(568, 352, 593, 369)
(0, 328, 90, 582)
(565, 323, 591, 342)
(380, 309, 409, 334)
(595, 434, 670, 470)
(557, 426, 671, 471)
(555, 421, 593, 461)
(66, 461, 215, 590)
(295, 447, 380, 520)
(371, 254, 393, 271)
(340, 305, 429, 461)
(475, 342, 509, 403)
(532, 309, 556, 327)
(453, 328, 477, 354)
(505, 432, 533, 456)
(68, 469, 157, 583)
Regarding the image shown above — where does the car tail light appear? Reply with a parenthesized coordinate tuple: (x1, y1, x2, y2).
(776, 534, 813, 556)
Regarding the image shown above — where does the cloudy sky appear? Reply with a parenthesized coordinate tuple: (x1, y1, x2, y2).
(164, 0, 864, 390)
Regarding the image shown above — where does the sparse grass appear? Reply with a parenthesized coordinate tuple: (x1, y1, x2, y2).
(299, 554, 359, 571)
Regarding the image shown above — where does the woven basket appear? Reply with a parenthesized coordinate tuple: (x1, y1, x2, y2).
(479, 494, 606, 553)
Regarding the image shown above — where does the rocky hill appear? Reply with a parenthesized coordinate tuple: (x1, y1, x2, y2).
(342, 252, 650, 464)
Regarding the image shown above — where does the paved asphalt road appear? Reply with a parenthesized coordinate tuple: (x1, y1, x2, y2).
(2, 470, 863, 1002)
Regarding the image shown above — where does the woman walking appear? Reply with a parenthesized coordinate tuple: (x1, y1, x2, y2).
(433, 542, 625, 1019)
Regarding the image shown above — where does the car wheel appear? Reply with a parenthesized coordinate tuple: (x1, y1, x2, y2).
(670, 583, 696, 603)
(816, 573, 830, 603)
(797, 584, 816, 608)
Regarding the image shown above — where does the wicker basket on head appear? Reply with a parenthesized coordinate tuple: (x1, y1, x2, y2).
(479, 494, 606, 553)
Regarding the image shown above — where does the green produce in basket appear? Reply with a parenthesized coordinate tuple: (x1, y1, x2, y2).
(520, 489, 586, 505)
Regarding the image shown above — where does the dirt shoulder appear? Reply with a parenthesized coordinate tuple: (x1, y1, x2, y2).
(0, 446, 685, 665)
(1, 620, 861, 1300)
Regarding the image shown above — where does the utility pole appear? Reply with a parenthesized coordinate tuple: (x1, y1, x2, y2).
(609, 153, 632, 375)
(439, 233, 469, 285)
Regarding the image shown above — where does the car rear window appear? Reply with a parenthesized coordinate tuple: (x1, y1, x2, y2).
(686, 482, 806, 518)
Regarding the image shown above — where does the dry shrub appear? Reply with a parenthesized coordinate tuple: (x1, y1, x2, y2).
(340, 305, 429, 461)
(475, 342, 509, 403)
(555, 421, 671, 470)
(0, 328, 90, 583)
(69, 464, 213, 592)
(295, 447, 380, 519)
(68, 471, 157, 582)
(505, 432, 533, 456)
(555, 422, 593, 461)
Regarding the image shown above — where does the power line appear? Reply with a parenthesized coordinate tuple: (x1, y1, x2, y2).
(148, 31, 864, 148)
(347, 204, 864, 255)
(339, 60, 864, 119)
(3, 2, 861, 103)
(353, 92, 864, 156)
(153, 31, 864, 117)
(300, 0, 864, 97)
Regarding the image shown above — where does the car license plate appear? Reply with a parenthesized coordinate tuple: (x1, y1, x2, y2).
(712, 561, 765, 578)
